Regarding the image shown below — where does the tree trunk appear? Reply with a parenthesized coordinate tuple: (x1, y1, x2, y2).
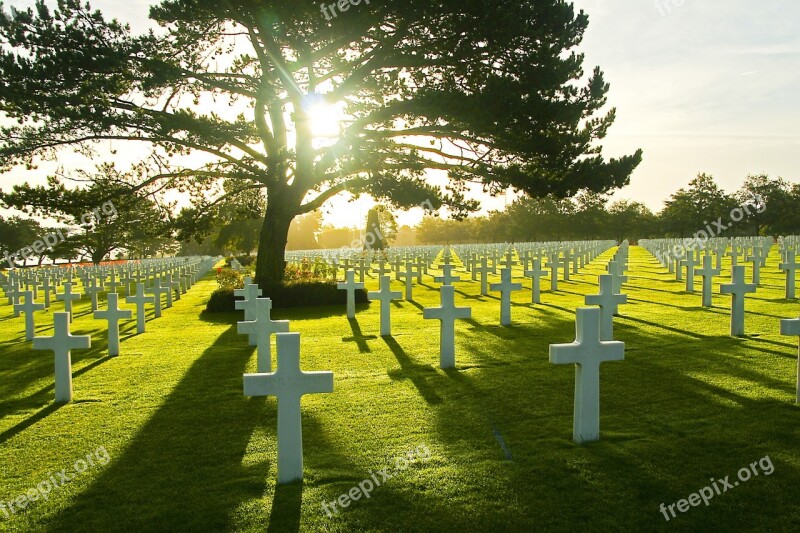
(255, 202, 294, 286)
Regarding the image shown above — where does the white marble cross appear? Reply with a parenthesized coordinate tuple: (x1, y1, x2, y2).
(423, 285, 471, 369)
(147, 278, 171, 318)
(524, 258, 546, 304)
(549, 307, 625, 443)
(547, 253, 559, 291)
(368, 276, 402, 336)
(720, 265, 757, 336)
(5, 282, 23, 310)
(585, 275, 627, 341)
(682, 250, 700, 292)
(779, 253, 798, 300)
(694, 255, 721, 308)
(94, 293, 132, 356)
(33, 312, 92, 403)
(779, 317, 800, 403)
(336, 270, 364, 318)
(84, 279, 103, 312)
(607, 261, 628, 294)
(372, 258, 391, 277)
(474, 257, 492, 296)
(243, 332, 333, 484)
(56, 282, 82, 322)
(125, 282, 155, 334)
(14, 290, 46, 341)
(746, 249, 763, 285)
(235, 283, 263, 346)
(238, 297, 290, 372)
(434, 264, 461, 286)
(41, 276, 53, 309)
(490, 268, 522, 326)
(399, 262, 415, 301)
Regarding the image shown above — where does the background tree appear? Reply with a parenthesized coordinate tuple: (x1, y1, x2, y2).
(572, 190, 609, 239)
(607, 200, 656, 243)
(287, 211, 322, 251)
(660, 174, 736, 237)
(734, 174, 791, 236)
(0, 0, 642, 285)
(0, 216, 43, 267)
(0, 170, 173, 263)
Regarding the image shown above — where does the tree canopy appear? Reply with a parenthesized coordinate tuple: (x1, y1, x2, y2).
(0, 0, 642, 283)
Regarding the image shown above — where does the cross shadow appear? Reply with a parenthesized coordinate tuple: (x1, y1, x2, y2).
(0, 402, 63, 445)
(267, 482, 303, 533)
(383, 337, 442, 405)
(405, 299, 425, 312)
(342, 317, 376, 353)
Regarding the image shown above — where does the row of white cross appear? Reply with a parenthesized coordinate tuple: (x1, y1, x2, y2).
(3, 257, 218, 402)
(234, 245, 632, 485)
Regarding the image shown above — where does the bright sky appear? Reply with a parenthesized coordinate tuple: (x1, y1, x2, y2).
(3, 0, 799, 228)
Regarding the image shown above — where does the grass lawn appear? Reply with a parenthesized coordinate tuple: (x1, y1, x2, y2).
(1, 246, 799, 532)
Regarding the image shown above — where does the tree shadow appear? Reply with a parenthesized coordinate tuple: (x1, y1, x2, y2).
(46, 325, 268, 531)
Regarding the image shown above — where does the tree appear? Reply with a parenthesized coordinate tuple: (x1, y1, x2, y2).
(607, 200, 656, 242)
(0, 169, 172, 263)
(0, 216, 43, 267)
(734, 174, 788, 236)
(572, 190, 608, 239)
(0, 0, 642, 285)
(363, 205, 396, 250)
(660, 174, 736, 237)
(287, 211, 322, 251)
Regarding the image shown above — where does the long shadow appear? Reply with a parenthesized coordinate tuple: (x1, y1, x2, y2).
(383, 336, 442, 405)
(0, 403, 63, 445)
(267, 483, 303, 533)
(405, 299, 426, 312)
(46, 325, 268, 531)
(616, 315, 710, 340)
(343, 317, 376, 353)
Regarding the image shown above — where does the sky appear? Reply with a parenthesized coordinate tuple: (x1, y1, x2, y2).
(2, 0, 799, 229)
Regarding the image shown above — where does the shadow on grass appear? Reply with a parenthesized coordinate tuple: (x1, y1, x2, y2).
(383, 336, 442, 405)
(0, 402, 63, 445)
(267, 482, 303, 533)
(45, 325, 268, 531)
(342, 317, 376, 353)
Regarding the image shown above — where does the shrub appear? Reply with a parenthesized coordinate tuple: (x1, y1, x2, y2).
(236, 255, 255, 267)
(206, 288, 237, 312)
(203, 280, 369, 312)
(216, 268, 242, 291)
(284, 257, 338, 283)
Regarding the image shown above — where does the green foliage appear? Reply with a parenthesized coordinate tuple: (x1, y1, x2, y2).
(205, 287, 237, 312)
(205, 280, 368, 312)
(416, 173, 799, 243)
(215, 267, 242, 291)
(0, 0, 641, 284)
(284, 257, 338, 284)
(0, 166, 173, 263)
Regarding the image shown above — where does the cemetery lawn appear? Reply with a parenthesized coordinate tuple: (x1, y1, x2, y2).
(1, 248, 800, 532)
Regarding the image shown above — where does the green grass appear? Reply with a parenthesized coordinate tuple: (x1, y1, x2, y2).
(1, 247, 799, 532)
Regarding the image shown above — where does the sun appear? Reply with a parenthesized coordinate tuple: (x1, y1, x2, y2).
(309, 101, 346, 138)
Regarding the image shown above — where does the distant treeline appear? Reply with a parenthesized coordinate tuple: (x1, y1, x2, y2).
(416, 174, 799, 244)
